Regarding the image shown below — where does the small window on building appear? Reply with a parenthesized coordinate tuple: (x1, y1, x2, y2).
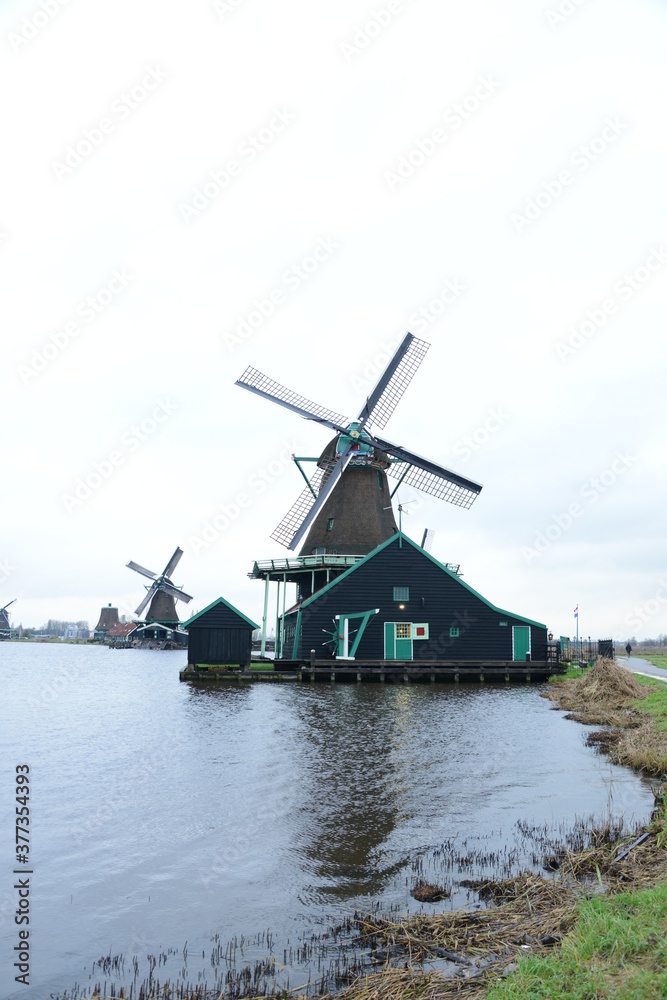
(499, 621, 508, 627)
(396, 622, 411, 639)
(449, 626, 459, 638)
(393, 586, 409, 601)
(377, 470, 384, 490)
(327, 518, 334, 531)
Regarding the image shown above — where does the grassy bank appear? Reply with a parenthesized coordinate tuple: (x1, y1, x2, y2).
(77, 660, 667, 1000)
(485, 880, 667, 999)
(545, 657, 667, 774)
(329, 660, 667, 1000)
(644, 653, 667, 671)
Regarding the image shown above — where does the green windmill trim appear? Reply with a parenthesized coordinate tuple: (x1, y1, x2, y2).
(336, 608, 380, 658)
(293, 457, 319, 498)
(182, 596, 259, 630)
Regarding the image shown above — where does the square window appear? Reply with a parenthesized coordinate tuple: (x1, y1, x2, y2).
(393, 586, 409, 601)
(396, 623, 411, 639)
(449, 626, 459, 638)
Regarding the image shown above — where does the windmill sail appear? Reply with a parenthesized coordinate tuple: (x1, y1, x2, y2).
(370, 434, 482, 507)
(236, 331, 483, 553)
(271, 467, 332, 547)
(357, 334, 430, 431)
(127, 548, 192, 621)
(236, 368, 348, 432)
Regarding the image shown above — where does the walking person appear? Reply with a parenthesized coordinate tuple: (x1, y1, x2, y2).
(625, 642, 632, 658)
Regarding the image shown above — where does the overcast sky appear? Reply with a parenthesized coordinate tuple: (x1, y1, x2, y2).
(2, 0, 666, 643)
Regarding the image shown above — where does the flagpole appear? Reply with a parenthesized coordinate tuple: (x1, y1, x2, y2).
(576, 608, 579, 664)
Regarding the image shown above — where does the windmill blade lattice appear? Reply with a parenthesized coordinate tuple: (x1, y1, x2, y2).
(271, 466, 327, 548)
(134, 589, 155, 618)
(236, 367, 348, 432)
(385, 462, 480, 508)
(358, 334, 430, 431)
(162, 547, 183, 580)
(126, 561, 157, 581)
(370, 432, 482, 507)
(159, 581, 193, 603)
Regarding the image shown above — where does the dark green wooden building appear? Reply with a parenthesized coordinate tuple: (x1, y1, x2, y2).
(280, 533, 547, 665)
(184, 597, 259, 668)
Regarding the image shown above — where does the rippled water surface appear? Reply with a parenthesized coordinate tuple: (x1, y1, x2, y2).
(0, 643, 655, 998)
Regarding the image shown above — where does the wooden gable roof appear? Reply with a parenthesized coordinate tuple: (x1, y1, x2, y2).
(183, 596, 259, 631)
(298, 532, 546, 629)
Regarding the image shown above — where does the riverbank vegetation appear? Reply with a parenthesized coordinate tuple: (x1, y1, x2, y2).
(331, 659, 667, 999)
(73, 660, 667, 1000)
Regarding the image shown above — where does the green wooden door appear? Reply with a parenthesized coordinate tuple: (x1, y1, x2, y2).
(384, 623, 413, 660)
(394, 622, 413, 660)
(384, 622, 395, 659)
(513, 626, 531, 661)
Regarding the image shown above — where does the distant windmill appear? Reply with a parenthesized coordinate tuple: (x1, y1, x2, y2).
(236, 333, 482, 555)
(126, 548, 193, 624)
(0, 599, 15, 635)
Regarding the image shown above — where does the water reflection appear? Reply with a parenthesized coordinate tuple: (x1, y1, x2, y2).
(292, 687, 409, 899)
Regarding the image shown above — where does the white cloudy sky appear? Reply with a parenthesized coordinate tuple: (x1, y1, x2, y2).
(2, 0, 666, 642)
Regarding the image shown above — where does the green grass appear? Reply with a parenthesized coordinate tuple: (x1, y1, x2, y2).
(486, 883, 667, 1000)
(644, 654, 667, 672)
(549, 663, 587, 682)
(633, 675, 667, 732)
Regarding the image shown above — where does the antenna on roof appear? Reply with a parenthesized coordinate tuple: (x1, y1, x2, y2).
(384, 498, 415, 547)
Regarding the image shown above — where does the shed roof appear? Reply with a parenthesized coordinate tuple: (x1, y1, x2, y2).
(182, 596, 259, 630)
(105, 622, 139, 638)
(298, 532, 547, 629)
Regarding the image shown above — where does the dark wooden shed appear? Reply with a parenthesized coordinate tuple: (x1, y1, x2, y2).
(281, 533, 548, 665)
(183, 597, 259, 668)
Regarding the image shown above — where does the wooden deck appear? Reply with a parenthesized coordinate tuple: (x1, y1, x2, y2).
(180, 659, 558, 684)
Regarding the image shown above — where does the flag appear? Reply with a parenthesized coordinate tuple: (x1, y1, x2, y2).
(574, 604, 578, 619)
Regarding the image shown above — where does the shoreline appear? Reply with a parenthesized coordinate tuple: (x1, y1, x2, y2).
(60, 658, 666, 1000)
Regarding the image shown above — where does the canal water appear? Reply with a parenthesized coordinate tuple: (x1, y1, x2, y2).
(0, 643, 656, 998)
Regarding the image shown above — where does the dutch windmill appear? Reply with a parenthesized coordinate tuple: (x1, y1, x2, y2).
(0, 599, 15, 636)
(126, 547, 193, 625)
(236, 333, 483, 556)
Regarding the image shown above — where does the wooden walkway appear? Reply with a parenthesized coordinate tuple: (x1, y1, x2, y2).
(180, 659, 557, 684)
